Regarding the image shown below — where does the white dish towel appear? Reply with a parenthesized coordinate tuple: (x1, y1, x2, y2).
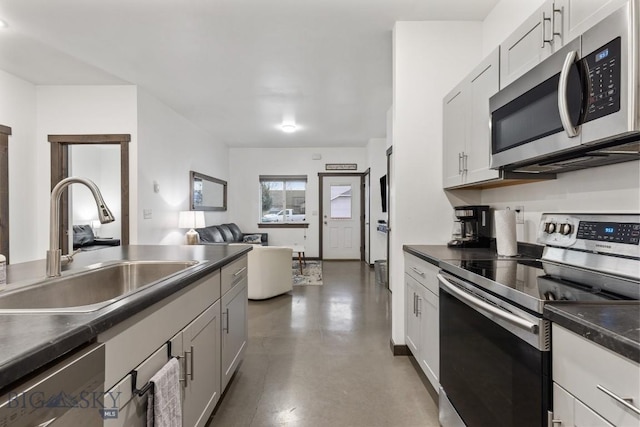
(146, 358, 182, 427)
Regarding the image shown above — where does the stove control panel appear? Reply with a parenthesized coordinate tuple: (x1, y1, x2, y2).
(538, 214, 640, 258)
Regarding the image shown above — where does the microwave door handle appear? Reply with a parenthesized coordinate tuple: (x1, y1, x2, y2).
(558, 50, 580, 138)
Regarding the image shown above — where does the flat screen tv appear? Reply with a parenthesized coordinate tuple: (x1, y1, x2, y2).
(380, 175, 387, 213)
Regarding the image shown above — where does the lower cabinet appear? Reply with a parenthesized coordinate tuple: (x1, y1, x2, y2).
(221, 278, 248, 391)
(171, 300, 221, 427)
(404, 253, 440, 392)
(102, 254, 249, 426)
(551, 324, 640, 426)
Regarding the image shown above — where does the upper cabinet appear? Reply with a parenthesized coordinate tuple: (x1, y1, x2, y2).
(443, 49, 500, 189)
(500, 0, 569, 89)
(500, 0, 629, 89)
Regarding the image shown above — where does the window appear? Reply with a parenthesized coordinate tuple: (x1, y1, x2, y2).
(330, 184, 352, 219)
(260, 175, 307, 223)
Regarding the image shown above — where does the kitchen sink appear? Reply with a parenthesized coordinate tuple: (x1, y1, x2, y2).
(0, 260, 199, 313)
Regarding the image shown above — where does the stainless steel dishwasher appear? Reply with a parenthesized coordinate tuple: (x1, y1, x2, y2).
(0, 343, 105, 426)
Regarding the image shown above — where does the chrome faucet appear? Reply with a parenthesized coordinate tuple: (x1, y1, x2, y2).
(46, 177, 115, 277)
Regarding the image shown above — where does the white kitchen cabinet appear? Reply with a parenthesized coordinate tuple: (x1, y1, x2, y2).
(564, 0, 628, 43)
(500, 0, 568, 89)
(171, 300, 221, 427)
(443, 49, 500, 189)
(221, 260, 248, 391)
(551, 324, 640, 426)
(404, 253, 440, 392)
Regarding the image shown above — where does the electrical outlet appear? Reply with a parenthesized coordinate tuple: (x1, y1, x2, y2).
(514, 206, 524, 224)
(143, 209, 152, 219)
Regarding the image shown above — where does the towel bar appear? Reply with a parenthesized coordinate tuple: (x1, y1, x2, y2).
(130, 341, 181, 396)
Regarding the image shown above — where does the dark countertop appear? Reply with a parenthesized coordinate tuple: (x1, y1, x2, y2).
(403, 244, 640, 363)
(0, 244, 251, 392)
(545, 303, 640, 364)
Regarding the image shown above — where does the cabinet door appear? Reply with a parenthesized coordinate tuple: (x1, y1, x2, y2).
(404, 274, 420, 354)
(418, 286, 439, 392)
(221, 279, 248, 391)
(565, 0, 627, 42)
(181, 301, 221, 427)
(500, 1, 555, 89)
(442, 82, 468, 189)
(464, 48, 500, 185)
(554, 383, 576, 427)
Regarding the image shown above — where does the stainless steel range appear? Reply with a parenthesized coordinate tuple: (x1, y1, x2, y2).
(437, 213, 640, 427)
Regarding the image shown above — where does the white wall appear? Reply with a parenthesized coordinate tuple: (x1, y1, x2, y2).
(36, 85, 138, 255)
(367, 138, 388, 264)
(390, 21, 484, 346)
(228, 147, 368, 257)
(0, 70, 38, 263)
(136, 89, 229, 245)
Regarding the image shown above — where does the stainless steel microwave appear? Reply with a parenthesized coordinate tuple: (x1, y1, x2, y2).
(490, 2, 639, 173)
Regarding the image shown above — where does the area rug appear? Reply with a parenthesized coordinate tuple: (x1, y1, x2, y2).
(292, 260, 323, 286)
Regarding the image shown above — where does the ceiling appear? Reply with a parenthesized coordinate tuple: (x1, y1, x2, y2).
(0, 0, 499, 148)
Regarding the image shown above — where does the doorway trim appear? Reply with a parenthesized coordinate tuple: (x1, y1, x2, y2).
(49, 134, 130, 254)
(0, 125, 11, 262)
(318, 172, 366, 260)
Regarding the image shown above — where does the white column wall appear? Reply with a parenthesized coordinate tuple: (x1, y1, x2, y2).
(390, 21, 483, 346)
(228, 147, 368, 257)
(0, 70, 38, 263)
(136, 89, 229, 245)
(36, 85, 138, 256)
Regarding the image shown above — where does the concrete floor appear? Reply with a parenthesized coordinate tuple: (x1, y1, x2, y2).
(207, 261, 439, 427)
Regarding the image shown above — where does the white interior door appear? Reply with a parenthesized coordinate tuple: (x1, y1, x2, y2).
(322, 176, 361, 260)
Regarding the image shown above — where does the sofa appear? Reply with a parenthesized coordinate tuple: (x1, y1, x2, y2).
(195, 223, 268, 245)
(72, 224, 121, 251)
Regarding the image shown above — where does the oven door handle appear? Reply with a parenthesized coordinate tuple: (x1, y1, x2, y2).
(558, 50, 580, 138)
(437, 273, 539, 334)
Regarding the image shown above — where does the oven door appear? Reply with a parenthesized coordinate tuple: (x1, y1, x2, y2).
(438, 272, 550, 427)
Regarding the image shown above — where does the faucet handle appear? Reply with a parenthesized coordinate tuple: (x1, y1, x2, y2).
(61, 249, 82, 266)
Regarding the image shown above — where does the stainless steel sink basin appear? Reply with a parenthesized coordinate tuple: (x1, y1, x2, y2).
(0, 260, 199, 313)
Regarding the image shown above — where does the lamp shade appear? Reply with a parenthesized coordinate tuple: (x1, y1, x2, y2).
(178, 211, 205, 229)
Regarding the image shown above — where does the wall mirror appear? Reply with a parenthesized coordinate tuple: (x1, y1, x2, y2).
(190, 171, 227, 211)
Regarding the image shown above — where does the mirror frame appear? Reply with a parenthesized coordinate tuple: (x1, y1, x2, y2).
(190, 171, 227, 211)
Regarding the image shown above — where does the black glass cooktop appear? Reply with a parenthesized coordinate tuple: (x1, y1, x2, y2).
(447, 258, 629, 304)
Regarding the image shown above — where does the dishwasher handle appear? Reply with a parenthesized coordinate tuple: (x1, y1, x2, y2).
(437, 273, 538, 334)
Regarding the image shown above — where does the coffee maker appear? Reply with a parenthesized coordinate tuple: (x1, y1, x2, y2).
(447, 205, 492, 248)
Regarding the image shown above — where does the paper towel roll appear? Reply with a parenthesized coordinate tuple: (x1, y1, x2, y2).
(495, 209, 518, 257)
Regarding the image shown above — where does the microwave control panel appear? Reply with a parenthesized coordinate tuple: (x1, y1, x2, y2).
(582, 37, 621, 123)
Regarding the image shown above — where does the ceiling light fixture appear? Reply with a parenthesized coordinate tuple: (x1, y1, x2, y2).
(281, 123, 297, 133)
(0, 20, 7, 29)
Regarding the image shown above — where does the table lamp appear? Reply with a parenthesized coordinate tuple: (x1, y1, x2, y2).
(178, 211, 205, 245)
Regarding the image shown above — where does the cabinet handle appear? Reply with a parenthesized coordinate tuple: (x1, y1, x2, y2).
(551, 4, 562, 40)
(541, 11, 553, 47)
(223, 308, 230, 333)
(597, 385, 640, 415)
(547, 410, 562, 425)
(189, 345, 195, 381)
(182, 348, 192, 387)
(410, 266, 425, 277)
(233, 266, 247, 277)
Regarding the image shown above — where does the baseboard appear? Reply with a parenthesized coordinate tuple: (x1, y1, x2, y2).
(389, 339, 410, 356)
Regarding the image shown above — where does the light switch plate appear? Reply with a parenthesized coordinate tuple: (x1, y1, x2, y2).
(514, 206, 524, 224)
(143, 209, 152, 219)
